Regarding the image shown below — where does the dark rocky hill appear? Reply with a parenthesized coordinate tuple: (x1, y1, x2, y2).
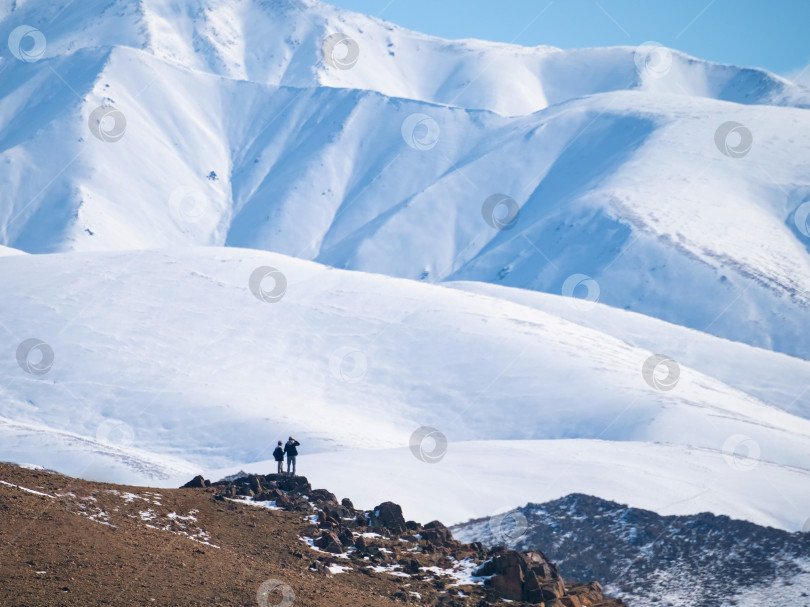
(452, 493, 810, 607)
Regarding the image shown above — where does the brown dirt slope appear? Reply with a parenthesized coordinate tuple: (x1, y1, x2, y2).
(0, 463, 625, 607)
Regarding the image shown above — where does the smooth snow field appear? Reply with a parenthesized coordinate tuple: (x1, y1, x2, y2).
(1, 248, 808, 531)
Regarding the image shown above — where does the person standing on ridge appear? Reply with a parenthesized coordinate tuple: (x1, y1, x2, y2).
(284, 437, 300, 476)
(272, 441, 284, 474)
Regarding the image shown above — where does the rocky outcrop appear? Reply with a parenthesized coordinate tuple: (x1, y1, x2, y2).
(476, 549, 562, 603)
(180, 474, 209, 488)
(184, 475, 625, 606)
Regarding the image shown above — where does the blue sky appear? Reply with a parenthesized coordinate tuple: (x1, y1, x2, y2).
(326, 0, 810, 77)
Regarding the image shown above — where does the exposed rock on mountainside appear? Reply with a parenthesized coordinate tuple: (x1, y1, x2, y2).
(452, 493, 810, 607)
(207, 472, 627, 606)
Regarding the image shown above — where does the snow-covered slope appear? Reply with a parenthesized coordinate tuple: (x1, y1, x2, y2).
(0, 244, 26, 256)
(450, 281, 810, 418)
(1, 247, 809, 531)
(1, 44, 809, 356)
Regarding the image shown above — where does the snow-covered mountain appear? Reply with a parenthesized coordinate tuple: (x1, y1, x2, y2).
(2, 247, 810, 534)
(4, 0, 806, 115)
(2, 0, 810, 358)
(1, 0, 809, 554)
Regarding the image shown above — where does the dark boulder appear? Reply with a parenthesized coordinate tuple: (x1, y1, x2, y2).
(310, 488, 338, 504)
(315, 531, 344, 554)
(338, 528, 355, 547)
(421, 520, 453, 545)
(479, 548, 567, 604)
(181, 475, 206, 489)
(256, 488, 285, 503)
(322, 501, 350, 521)
(369, 501, 407, 535)
(401, 558, 421, 575)
(285, 494, 313, 512)
(486, 551, 526, 600)
(274, 492, 293, 510)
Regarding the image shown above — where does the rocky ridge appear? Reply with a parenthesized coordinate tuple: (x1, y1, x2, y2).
(200, 472, 626, 606)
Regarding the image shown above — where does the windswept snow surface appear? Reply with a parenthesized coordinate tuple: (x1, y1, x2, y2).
(1, 1, 810, 357)
(0, 248, 809, 530)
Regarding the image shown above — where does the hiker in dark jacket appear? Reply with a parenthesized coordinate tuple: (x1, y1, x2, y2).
(272, 441, 284, 474)
(284, 437, 300, 476)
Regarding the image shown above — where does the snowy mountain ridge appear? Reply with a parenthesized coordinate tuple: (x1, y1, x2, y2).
(3, 0, 808, 114)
